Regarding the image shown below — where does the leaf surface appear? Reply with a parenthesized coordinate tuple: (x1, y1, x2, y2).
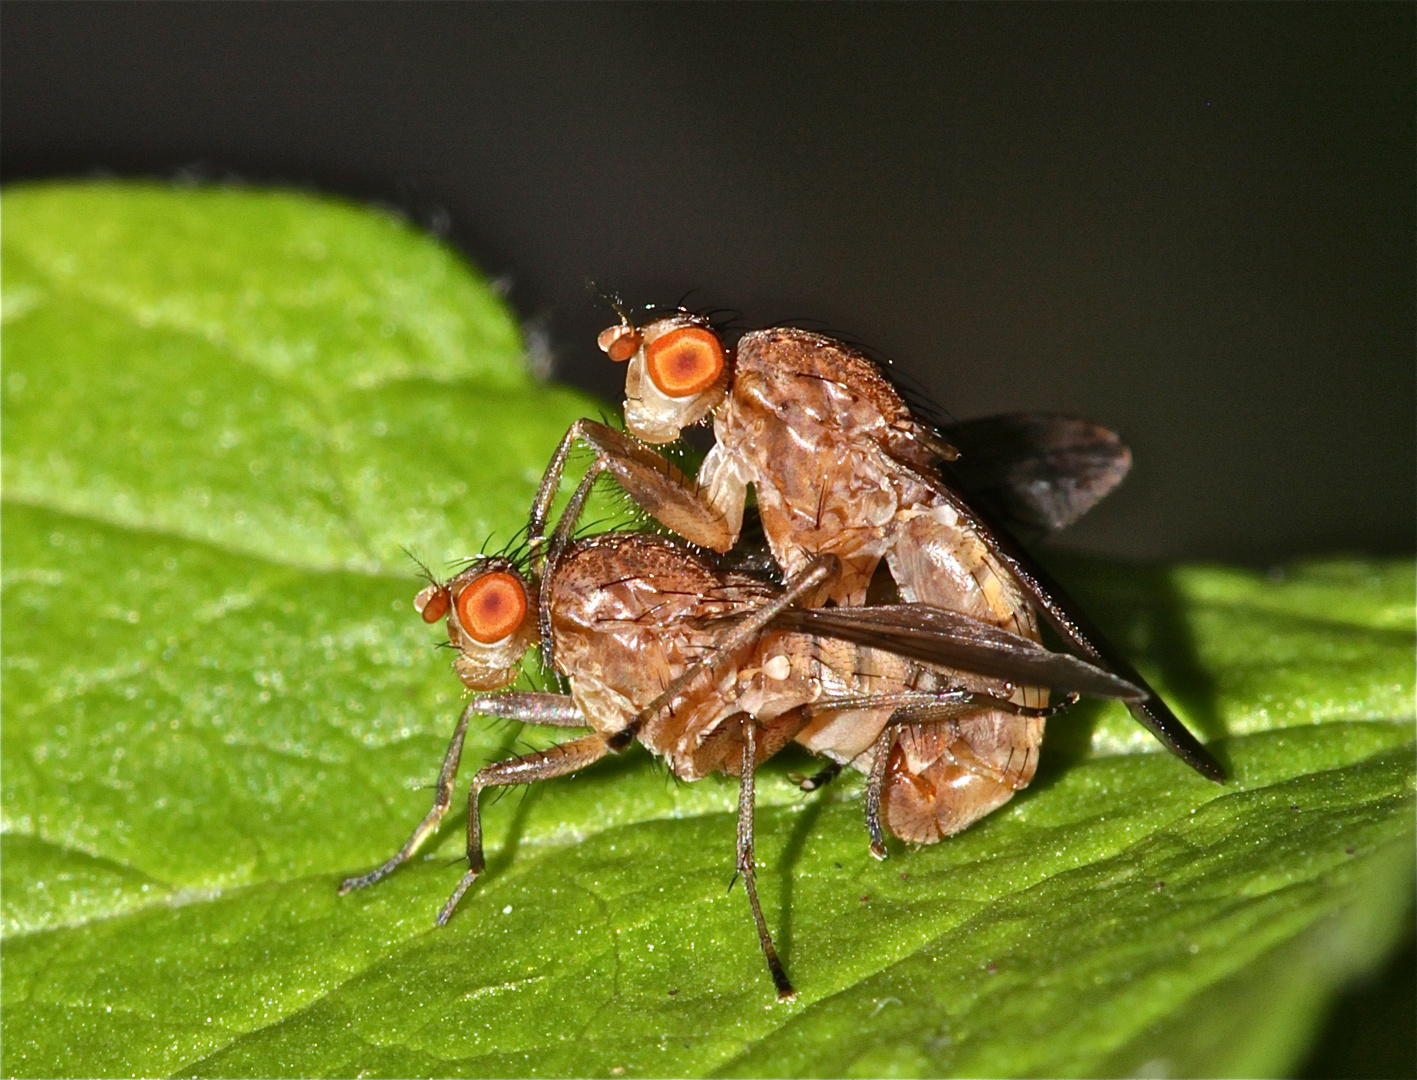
(2, 183, 1412, 1079)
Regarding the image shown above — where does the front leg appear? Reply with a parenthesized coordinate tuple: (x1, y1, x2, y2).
(338, 694, 587, 895)
(528, 419, 739, 554)
(339, 701, 479, 894)
(437, 733, 611, 924)
(465, 691, 589, 727)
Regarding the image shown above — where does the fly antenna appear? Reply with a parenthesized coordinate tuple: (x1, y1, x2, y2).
(402, 545, 440, 586)
(586, 278, 634, 325)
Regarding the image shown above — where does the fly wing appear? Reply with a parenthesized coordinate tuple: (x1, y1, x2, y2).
(939, 413, 1132, 533)
(770, 603, 1143, 700)
(886, 450, 1225, 782)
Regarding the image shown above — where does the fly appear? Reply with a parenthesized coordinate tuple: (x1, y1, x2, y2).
(340, 472, 1141, 1000)
(527, 309, 1223, 783)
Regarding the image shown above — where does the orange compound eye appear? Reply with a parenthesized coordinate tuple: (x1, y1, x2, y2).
(455, 571, 528, 644)
(414, 584, 451, 624)
(644, 326, 725, 397)
(597, 324, 642, 363)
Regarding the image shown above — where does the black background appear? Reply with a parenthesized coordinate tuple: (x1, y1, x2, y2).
(4, 2, 1413, 561)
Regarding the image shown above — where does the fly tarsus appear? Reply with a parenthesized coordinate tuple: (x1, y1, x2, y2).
(437, 734, 612, 925)
(338, 701, 477, 895)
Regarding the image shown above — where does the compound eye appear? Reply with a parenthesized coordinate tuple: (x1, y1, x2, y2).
(414, 584, 451, 624)
(597, 324, 642, 363)
(644, 326, 725, 397)
(455, 571, 528, 644)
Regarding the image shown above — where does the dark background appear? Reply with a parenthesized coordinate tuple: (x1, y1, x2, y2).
(3, 2, 1413, 561)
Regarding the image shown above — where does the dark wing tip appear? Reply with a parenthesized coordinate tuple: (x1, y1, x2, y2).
(1127, 698, 1226, 782)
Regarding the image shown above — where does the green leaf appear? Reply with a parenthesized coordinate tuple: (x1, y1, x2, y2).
(3, 181, 1412, 1079)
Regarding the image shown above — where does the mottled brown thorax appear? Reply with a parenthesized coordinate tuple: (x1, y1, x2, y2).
(718, 329, 942, 603)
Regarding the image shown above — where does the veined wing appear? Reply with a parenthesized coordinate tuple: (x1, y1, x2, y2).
(940, 413, 1132, 533)
(770, 603, 1143, 700)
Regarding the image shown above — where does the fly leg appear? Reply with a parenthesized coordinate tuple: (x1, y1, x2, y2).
(736, 719, 796, 1001)
(438, 732, 610, 924)
(904, 691, 1075, 797)
(528, 419, 738, 556)
(467, 692, 590, 727)
(529, 421, 752, 669)
(533, 453, 736, 670)
(864, 725, 898, 860)
(339, 699, 480, 894)
(810, 689, 1076, 718)
(535, 468, 601, 667)
(339, 693, 588, 895)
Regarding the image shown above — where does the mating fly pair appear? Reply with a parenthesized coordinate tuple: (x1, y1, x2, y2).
(341, 307, 1222, 1001)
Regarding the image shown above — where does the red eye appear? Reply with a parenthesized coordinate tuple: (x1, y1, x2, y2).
(414, 584, 451, 624)
(644, 326, 724, 397)
(455, 571, 528, 644)
(597, 324, 641, 363)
